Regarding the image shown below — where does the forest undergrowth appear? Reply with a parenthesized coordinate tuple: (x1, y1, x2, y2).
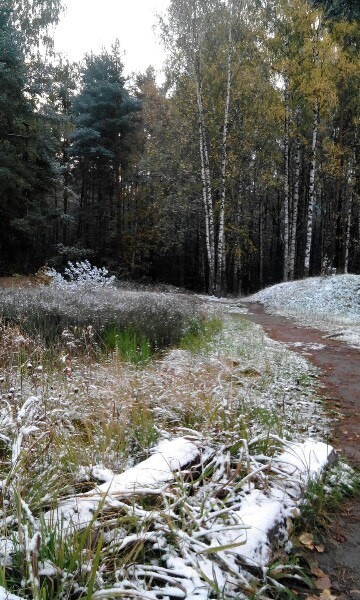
(0, 268, 357, 599)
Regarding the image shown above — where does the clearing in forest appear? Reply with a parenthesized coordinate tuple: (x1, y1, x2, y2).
(0, 270, 358, 598)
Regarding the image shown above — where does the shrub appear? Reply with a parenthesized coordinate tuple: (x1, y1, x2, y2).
(46, 260, 116, 290)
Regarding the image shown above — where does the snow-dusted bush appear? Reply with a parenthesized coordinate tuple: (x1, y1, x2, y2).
(47, 260, 116, 290)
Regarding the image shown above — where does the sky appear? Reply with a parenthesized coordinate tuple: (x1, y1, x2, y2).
(53, 0, 170, 77)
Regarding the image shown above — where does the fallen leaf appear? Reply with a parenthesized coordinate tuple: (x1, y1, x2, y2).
(315, 575, 332, 591)
(311, 566, 326, 577)
(305, 596, 318, 600)
(299, 532, 315, 549)
(320, 589, 337, 600)
(286, 517, 294, 534)
(315, 544, 325, 553)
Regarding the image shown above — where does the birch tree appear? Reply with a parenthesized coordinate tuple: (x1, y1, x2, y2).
(289, 130, 301, 279)
(271, 0, 309, 282)
(162, 0, 216, 291)
(304, 95, 319, 276)
(301, 10, 342, 276)
(283, 74, 290, 281)
(163, 0, 248, 294)
(215, 4, 233, 295)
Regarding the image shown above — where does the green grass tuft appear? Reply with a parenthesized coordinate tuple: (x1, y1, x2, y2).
(179, 317, 222, 353)
(103, 325, 152, 364)
(298, 460, 360, 534)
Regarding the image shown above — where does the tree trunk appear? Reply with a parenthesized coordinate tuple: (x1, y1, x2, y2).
(335, 88, 344, 271)
(289, 137, 301, 280)
(215, 6, 233, 296)
(344, 190, 353, 274)
(283, 76, 290, 282)
(195, 79, 215, 294)
(304, 97, 319, 277)
(259, 200, 264, 289)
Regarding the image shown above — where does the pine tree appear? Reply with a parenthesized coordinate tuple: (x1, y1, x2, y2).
(69, 46, 141, 264)
(0, 9, 56, 272)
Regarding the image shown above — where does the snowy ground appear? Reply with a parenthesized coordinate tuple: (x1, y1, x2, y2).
(0, 279, 356, 599)
(244, 274, 360, 348)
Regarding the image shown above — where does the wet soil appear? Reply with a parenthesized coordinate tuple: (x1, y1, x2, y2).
(242, 303, 360, 598)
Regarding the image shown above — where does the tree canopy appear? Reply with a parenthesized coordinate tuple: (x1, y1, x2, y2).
(0, 0, 359, 292)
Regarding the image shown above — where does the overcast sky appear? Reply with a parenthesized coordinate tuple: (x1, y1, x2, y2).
(54, 0, 169, 77)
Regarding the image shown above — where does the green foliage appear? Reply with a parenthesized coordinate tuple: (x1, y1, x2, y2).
(6, 509, 106, 599)
(0, 7, 61, 275)
(103, 325, 152, 364)
(4, 0, 63, 52)
(68, 45, 141, 262)
(128, 404, 160, 455)
(0, 0, 359, 293)
(298, 460, 360, 532)
(179, 317, 223, 352)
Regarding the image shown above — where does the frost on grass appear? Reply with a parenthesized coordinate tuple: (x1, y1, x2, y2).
(0, 296, 336, 598)
(39, 436, 333, 598)
(0, 270, 200, 348)
(246, 274, 360, 348)
(44, 437, 200, 531)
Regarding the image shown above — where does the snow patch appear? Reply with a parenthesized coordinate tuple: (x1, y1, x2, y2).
(44, 437, 200, 531)
(0, 586, 23, 600)
(246, 275, 360, 348)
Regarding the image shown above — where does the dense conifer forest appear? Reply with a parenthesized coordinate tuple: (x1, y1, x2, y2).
(0, 0, 359, 294)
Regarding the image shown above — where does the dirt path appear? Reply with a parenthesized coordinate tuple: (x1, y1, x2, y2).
(242, 302, 360, 598)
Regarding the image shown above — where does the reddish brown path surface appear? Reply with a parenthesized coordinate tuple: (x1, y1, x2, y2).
(242, 302, 360, 597)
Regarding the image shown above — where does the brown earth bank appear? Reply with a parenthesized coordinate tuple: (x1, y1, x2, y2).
(242, 302, 360, 598)
(0, 275, 37, 287)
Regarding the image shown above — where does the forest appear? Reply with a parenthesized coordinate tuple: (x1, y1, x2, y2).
(0, 0, 359, 294)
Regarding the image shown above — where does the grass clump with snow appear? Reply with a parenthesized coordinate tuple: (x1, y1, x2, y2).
(0, 283, 335, 599)
(102, 326, 153, 364)
(298, 459, 360, 534)
(0, 262, 201, 353)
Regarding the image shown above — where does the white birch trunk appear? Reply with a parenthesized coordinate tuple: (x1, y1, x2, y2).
(195, 79, 215, 294)
(344, 192, 352, 274)
(289, 137, 301, 280)
(304, 97, 319, 277)
(215, 10, 232, 296)
(283, 76, 290, 282)
(259, 202, 264, 289)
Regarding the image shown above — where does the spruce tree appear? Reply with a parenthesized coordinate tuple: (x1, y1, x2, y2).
(69, 46, 141, 265)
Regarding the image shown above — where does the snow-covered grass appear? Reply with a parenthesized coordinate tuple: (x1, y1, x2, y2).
(0, 281, 351, 599)
(0, 283, 200, 351)
(245, 274, 360, 348)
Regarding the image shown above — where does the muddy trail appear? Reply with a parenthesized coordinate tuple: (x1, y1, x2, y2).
(242, 302, 360, 598)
